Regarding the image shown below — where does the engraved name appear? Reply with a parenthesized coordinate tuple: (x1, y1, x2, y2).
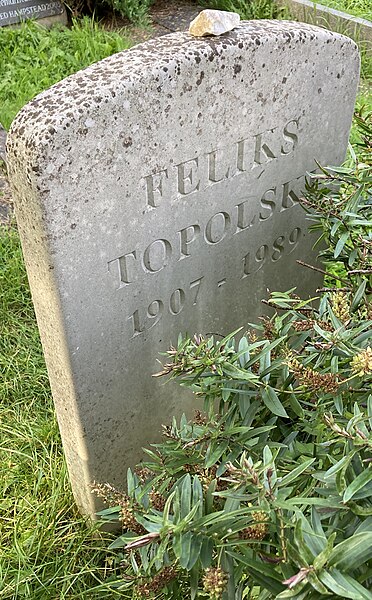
(142, 119, 299, 207)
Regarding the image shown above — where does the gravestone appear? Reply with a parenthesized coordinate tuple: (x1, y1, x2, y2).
(0, 0, 66, 27)
(7, 20, 359, 517)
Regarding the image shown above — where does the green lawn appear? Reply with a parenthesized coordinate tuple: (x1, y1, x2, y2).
(0, 226, 129, 599)
(0, 18, 132, 130)
(314, 0, 372, 21)
(0, 18, 135, 599)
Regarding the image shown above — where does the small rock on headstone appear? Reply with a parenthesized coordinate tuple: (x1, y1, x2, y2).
(189, 9, 240, 37)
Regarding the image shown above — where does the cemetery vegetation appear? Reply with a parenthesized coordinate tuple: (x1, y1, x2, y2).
(62, 0, 153, 24)
(0, 18, 132, 130)
(61, 0, 284, 24)
(94, 110, 372, 598)
(0, 12, 370, 600)
(312, 0, 371, 21)
(200, 0, 287, 20)
(0, 21, 128, 587)
(0, 8, 370, 121)
(100, 0, 153, 23)
(0, 225, 126, 598)
(1, 110, 370, 599)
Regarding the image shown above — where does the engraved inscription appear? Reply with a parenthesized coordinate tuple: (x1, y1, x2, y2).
(142, 118, 300, 207)
(205, 211, 231, 245)
(127, 227, 304, 338)
(0, 0, 62, 25)
(179, 225, 200, 259)
(143, 239, 172, 273)
(108, 172, 307, 289)
(241, 227, 302, 277)
(128, 277, 204, 338)
(106, 116, 312, 341)
(177, 158, 200, 195)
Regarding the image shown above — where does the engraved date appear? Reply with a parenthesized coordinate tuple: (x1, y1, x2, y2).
(241, 227, 302, 277)
(128, 226, 304, 338)
(128, 277, 203, 338)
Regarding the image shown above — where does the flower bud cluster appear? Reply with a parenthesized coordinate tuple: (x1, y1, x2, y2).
(287, 355, 338, 394)
(293, 319, 333, 332)
(202, 567, 228, 599)
(193, 409, 208, 425)
(331, 291, 350, 323)
(239, 510, 269, 541)
(90, 481, 145, 535)
(149, 489, 166, 511)
(120, 498, 146, 535)
(136, 565, 178, 597)
(134, 466, 153, 483)
(351, 347, 372, 377)
(259, 316, 276, 340)
(90, 481, 127, 506)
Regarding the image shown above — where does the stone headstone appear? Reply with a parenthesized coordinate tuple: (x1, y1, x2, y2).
(7, 21, 359, 517)
(0, 0, 66, 27)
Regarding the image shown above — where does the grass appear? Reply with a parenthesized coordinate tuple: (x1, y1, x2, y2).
(207, 0, 372, 21)
(0, 18, 133, 130)
(202, 0, 291, 20)
(0, 225, 130, 599)
(313, 0, 372, 21)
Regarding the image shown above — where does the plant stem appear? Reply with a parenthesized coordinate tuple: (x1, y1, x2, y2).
(296, 260, 351, 285)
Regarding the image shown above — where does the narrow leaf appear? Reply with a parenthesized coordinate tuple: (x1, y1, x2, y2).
(334, 231, 350, 258)
(351, 279, 367, 311)
(343, 468, 372, 503)
(199, 536, 214, 568)
(238, 336, 250, 367)
(328, 532, 372, 571)
(319, 569, 372, 600)
(262, 386, 289, 418)
(179, 531, 192, 569)
(205, 439, 229, 469)
(179, 474, 191, 519)
(186, 534, 203, 570)
(279, 459, 315, 487)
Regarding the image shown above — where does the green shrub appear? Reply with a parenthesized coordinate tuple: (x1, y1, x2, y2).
(62, 0, 153, 23)
(94, 111, 372, 598)
(104, 0, 153, 23)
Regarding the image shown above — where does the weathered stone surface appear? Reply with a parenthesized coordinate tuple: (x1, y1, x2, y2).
(0, 123, 6, 162)
(7, 21, 359, 516)
(189, 9, 240, 36)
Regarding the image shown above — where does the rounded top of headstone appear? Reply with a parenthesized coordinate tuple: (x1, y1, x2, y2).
(7, 20, 359, 177)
